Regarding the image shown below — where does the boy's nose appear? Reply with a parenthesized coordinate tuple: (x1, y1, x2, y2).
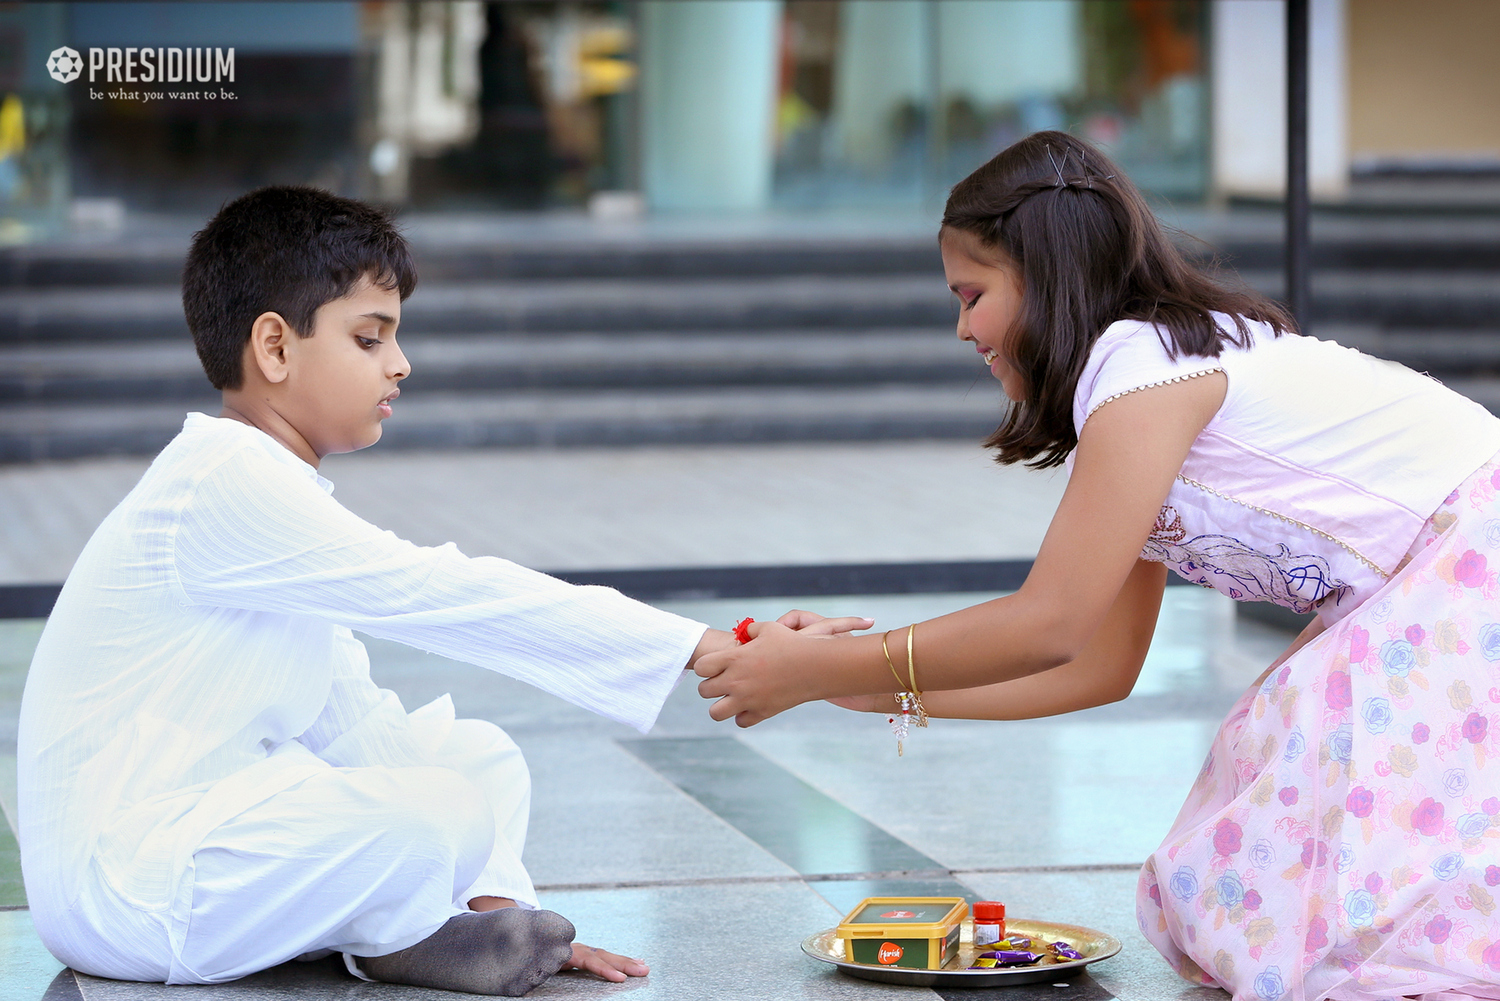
(390, 344, 411, 379)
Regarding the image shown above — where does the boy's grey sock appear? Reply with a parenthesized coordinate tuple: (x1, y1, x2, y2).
(357, 908, 576, 996)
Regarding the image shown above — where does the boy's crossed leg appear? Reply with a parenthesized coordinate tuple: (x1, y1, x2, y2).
(176, 761, 574, 994)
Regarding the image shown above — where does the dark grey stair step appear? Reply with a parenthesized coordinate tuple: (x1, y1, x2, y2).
(5, 211, 1500, 287)
(8, 322, 1500, 406)
(1234, 269, 1500, 328)
(0, 384, 1007, 462)
(1191, 214, 1500, 271)
(7, 365, 1500, 464)
(0, 237, 946, 288)
(1320, 326, 1500, 373)
(0, 276, 957, 342)
(9, 268, 1500, 343)
(0, 328, 989, 402)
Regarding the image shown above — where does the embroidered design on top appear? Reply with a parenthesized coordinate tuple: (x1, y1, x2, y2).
(1142, 505, 1352, 614)
(1175, 474, 1387, 578)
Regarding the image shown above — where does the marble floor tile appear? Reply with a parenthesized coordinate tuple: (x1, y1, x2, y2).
(0, 910, 66, 1001)
(622, 737, 940, 878)
(738, 714, 1222, 871)
(0, 443, 1066, 585)
(0, 821, 22, 907)
(520, 734, 796, 888)
(1, 754, 17, 837)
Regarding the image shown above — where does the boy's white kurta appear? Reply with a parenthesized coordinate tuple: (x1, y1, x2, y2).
(17, 413, 707, 984)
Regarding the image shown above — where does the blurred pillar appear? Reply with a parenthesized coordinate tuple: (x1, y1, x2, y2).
(934, 1, 1080, 108)
(831, 1, 927, 172)
(638, 0, 780, 211)
(1210, 0, 1346, 200)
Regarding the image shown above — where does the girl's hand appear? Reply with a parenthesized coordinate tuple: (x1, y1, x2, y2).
(777, 609, 874, 635)
(695, 619, 833, 726)
(563, 943, 648, 982)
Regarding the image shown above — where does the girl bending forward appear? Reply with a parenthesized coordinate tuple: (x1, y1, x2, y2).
(696, 132, 1500, 1001)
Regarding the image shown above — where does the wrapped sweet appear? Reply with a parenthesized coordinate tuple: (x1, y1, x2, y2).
(972, 949, 1042, 966)
(1049, 941, 1085, 961)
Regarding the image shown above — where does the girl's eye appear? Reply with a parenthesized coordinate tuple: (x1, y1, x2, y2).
(357, 336, 380, 349)
(961, 293, 980, 311)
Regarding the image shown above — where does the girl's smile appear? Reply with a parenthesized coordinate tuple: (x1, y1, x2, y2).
(940, 228, 1027, 401)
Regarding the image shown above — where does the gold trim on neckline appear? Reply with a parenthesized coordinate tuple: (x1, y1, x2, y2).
(1086, 368, 1225, 419)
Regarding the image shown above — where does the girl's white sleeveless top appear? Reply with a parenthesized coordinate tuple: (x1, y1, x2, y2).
(1071, 315, 1500, 624)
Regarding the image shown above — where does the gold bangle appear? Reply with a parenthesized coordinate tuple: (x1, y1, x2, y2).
(906, 624, 918, 695)
(907, 624, 928, 727)
(881, 630, 906, 691)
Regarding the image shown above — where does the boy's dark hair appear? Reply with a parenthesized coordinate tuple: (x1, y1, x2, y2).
(941, 130, 1294, 469)
(182, 186, 418, 390)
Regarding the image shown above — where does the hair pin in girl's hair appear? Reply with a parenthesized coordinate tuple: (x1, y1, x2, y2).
(1046, 145, 1068, 188)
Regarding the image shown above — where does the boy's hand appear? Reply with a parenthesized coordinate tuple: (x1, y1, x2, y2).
(776, 609, 874, 635)
(564, 943, 648, 982)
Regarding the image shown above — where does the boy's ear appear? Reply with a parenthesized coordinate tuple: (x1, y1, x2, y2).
(247, 311, 295, 385)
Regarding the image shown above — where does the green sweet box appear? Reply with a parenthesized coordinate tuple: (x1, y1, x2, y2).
(835, 897, 968, 971)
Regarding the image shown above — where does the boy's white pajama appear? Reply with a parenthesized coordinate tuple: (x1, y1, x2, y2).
(16, 414, 706, 983)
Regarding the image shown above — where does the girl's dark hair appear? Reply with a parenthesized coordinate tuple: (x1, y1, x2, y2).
(183, 186, 417, 391)
(942, 130, 1294, 468)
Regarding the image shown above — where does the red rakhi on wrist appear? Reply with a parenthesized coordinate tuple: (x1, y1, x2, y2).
(733, 618, 755, 644)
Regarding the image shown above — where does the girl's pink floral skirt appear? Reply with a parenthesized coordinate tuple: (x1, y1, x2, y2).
(1140, 455, 1500, 1001)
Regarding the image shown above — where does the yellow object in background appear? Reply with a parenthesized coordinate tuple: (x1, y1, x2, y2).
(0, 95, 25, 160)
(579, 57, 635, 98)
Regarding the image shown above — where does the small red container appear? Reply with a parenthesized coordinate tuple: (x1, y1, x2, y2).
(972, 901, 1007, 946)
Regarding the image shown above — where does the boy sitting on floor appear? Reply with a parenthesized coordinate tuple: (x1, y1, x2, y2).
(16, 187, 866, 996)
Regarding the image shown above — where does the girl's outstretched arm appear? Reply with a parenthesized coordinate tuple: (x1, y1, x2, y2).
(831, 558, 1167, 720)
(694, 372, 1226, 726)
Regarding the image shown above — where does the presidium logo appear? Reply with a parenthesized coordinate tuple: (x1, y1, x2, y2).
(46, 45, 236, 101)
(46, 47, 83, 83)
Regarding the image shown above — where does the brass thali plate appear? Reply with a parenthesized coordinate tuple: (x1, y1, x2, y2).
(801, 917, 1121, 988)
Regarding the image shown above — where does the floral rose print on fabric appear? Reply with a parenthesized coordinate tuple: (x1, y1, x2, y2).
(1380, 640, 1416, 677)
(1361, 697, 1393, 734)
(1213, 819, 1243, 856)
(1454, 550, 1489, 588)
(1465, 711, 1489, 743)
(1136, 454, 1500, 1000)
(1480, 623, 1500, 662)
(1412, 798, 1445, 836)
(1326, 672, 1353, 711)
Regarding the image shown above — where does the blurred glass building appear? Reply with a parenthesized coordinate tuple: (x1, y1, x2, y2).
(0, 0, 1494, 231)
